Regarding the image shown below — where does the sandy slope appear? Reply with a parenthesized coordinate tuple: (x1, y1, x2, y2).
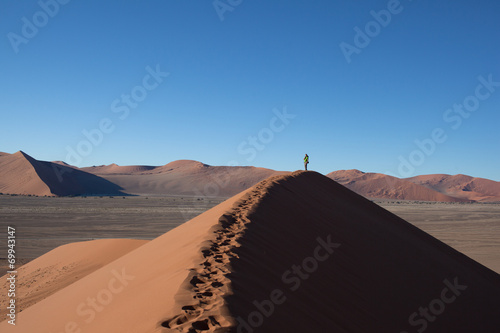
(407, 174, 500, 202)
(0, 239, 148, 320)
(0, 151, 126, 196)
(3, 171, 499, 332)
(328, 169, 467, 202)
(0, 151, 53, 196)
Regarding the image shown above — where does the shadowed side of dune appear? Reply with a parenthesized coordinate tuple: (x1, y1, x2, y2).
(221, 171, 500, 332)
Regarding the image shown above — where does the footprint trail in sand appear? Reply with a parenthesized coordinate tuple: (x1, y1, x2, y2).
(161, 179, 273, 332)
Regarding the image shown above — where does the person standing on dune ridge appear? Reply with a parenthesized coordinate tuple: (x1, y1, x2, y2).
(304, 154, 309, 171)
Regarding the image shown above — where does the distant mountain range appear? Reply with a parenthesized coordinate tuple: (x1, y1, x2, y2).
(328, 170, 500, 202)
(0, 151, 284, 197)
(1, 151, 499, 202)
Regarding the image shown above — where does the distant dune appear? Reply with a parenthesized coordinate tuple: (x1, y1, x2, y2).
(81, 163, 156, 175)
(407, 174, 500, 202)
(328, 169, 468, 202)
(4, 171, 499, 332)
(0, 151, 126, 196)
(1, 151, 499, 201)
(84, 159, 286, 197)
(0, 151, 54, 196)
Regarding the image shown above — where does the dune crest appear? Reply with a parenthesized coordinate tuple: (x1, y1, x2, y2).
(161, 175, 275, 331)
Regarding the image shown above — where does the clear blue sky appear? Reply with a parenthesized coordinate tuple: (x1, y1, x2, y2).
(1, 0, 499, 180)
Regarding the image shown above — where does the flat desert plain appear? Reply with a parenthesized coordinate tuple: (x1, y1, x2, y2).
(0, 195, 224, 263)
(0, 195, 499, 274)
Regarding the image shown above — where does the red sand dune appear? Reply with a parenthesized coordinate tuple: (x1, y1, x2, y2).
(0, 151, 54, 196)
(0, 151, 126, 196)
(328, 169, 467, 202)
(81, 163, 156, 174)
(0, 239, 148, 318)
(407, 174, 500, 202)
(87, 159, 286, 197)
(4, 171, 499, 332)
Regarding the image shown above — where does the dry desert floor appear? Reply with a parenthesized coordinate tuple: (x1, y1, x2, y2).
(0, 195, 499, 274)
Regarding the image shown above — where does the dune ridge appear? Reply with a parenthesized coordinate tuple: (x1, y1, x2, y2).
(161, 175, 275, 331)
